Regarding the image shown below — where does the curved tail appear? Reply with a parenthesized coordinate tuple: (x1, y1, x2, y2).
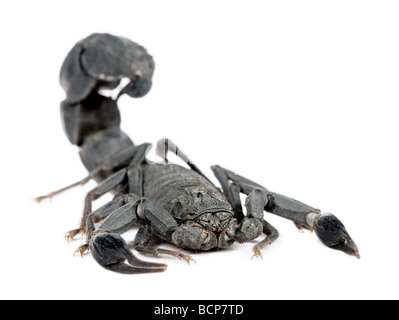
(59, 33, 154, 179)
(35, 34, 154, 202)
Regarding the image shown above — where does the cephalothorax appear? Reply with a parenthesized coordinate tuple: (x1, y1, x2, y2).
(36, 33, 360, 274)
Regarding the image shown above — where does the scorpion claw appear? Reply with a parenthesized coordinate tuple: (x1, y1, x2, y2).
(315, 213, 360, 259)
(90, 233, 167, 274)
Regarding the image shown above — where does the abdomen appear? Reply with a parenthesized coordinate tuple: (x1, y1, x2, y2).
(142, 164, 219, 210)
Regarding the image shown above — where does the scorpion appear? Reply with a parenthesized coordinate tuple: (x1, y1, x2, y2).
(36, 33, 360, 274)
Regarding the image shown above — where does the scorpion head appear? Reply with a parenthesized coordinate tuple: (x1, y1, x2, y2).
(172, 211, 239, 251)
(314, 213, 360, 259)
(195, 212, 232, 233)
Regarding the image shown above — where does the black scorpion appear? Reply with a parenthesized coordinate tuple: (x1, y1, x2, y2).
(36, 33, 360, 274)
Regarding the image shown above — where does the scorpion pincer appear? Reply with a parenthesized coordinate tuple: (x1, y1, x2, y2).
(36, 33, 360, 274)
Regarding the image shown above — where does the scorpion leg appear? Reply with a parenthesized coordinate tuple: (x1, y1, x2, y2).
(34, 166, 102, 203)
(212, 165, 265, 195)
(94, 194, 141, 235)
(212, 165, 279, 257)
(211, 165, 244, 220)
(252, 220, 279, 259)
(67, 168, 128, 255)
(90, 195, 126, 223)
(211, 165, 360, 259)
(240, 188, 280, 259)
(156, 138, 213, 183)
(34, 143, 139, 203)
(127, 143, 151, 168)
(70, 143, 151, 251)
(78, 143, 146, 234)
(127, 166, 143, 196)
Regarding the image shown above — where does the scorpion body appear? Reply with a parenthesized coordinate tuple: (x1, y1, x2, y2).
(37, 33, 360, 274)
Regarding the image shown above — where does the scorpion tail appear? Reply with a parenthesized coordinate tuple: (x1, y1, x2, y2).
(59, 34, 155, 181)
(60, 33, 155, 148)
(36, 34, 154, 202)
(90, 233, 167, 274)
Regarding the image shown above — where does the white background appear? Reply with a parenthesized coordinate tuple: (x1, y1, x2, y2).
(1, 0, 398, 300)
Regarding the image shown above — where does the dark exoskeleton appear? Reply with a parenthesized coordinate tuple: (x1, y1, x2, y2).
(36, 33, 360, 274)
